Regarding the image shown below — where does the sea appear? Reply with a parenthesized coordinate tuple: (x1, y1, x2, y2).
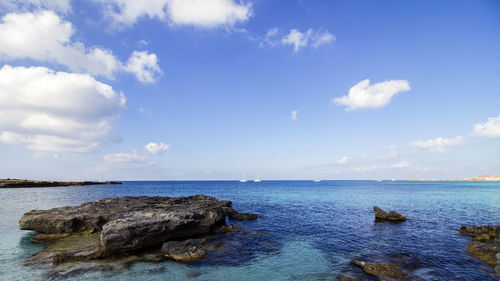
(0, 180, 499, 280)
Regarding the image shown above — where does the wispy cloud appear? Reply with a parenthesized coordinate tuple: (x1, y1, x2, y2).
(410, 136, 464, 153)
(390, 161, 410, 168)
(336, 156, 349, 165)
(281, 28, 335, 52)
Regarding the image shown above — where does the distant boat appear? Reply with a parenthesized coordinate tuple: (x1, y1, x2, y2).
(377, 179, 382, 182)
(240, 172, 247, 182)
(254, 172, 261, 182)
(313, 175, 321, 182)
(391, 179, 396, 181)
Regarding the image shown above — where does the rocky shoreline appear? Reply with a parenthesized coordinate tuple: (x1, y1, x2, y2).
(0, 179, 121, 188)
(19, 195, 259, 267)
(19, 197, 499, 279)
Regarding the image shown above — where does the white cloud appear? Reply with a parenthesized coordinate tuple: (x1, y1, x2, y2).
(96, 0, 252, 28)
(125, 51, 163, 83)
(472, 115, 500, 139)
(102, 150, 149, 163)
(102, 141, 170, 169)
(259, 27, 279, 47)
(291, 110, 298, 121)
(281, 28, 335, 52)
(333, 79, 410, 111)
(0, 0, 71, 14)
(145, 142, 170, 154)
(0, 65, 126, 153)
(390, 161, 410, 168)
(0, 11, 162, 82)
(410, 136, 465, 153)
(336, 156, 349, 165)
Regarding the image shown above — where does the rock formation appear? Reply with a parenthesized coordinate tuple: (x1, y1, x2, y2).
(373, 206, 407, 222)
(19, 195, 258, 264)
(459, 225, 500, 275)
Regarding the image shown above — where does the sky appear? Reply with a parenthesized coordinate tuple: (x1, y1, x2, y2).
(0, 0, 499, 181)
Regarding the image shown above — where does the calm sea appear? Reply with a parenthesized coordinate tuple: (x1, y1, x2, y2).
(0, 180, 499, 280)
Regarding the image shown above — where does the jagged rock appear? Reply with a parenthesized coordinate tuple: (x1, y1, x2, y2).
(161, 240, 206, 261)
(459, 225, 500, 275)
(19, 195, 256, 260)
(373, 206, 406, 222)
(228, 209, 259, 220)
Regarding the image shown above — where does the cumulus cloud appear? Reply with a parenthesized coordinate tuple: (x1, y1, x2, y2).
(291, 110, 298, 120)
(336, 156, 349, 165)
(0, 0, 71, 14)
(472, 115, 500, 139)
(145, 142, 170, 154)
(333, 79, 410, 111)
(390, 161, 410, 168)
(281, 28, 335, 52)
(0, 11, 162, 82)
(0, 65, 126, 153)
(410, 136, 464, 153)
(96, 0, 252, 28)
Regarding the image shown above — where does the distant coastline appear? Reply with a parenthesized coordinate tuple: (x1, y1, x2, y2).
(409, 175, 500, 182)
(0, 179, 121, 188)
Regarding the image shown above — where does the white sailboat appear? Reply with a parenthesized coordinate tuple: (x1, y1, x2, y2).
(313, 175, 321, 182)
(239, 172, 247, 182)
(254, 172, 261, 182)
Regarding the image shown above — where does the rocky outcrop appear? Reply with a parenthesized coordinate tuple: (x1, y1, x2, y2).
(19, 195, 259, 263)
(373, 206, 406, 222)
(1, 179, 120, 188)
(459, 225, 500, 275)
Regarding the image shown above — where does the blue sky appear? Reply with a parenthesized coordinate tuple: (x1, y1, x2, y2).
(0, 0, 499, 180)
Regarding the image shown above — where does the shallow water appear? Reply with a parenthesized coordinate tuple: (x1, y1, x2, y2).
(0, 180, 499, 280)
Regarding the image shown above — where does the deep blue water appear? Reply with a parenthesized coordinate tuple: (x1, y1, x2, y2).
(0, 180, 499, 280)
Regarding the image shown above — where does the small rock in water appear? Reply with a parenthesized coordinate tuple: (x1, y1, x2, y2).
(228, 209, 259, 220)
(161, 240, 206, 262)
(351, 260, 405, 279)
(373, 206, 407, 222)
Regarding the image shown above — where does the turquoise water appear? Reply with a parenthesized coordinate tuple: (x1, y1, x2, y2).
(0, 180, 499, 280)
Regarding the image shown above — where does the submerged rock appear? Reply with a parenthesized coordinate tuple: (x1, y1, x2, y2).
(161, 240, 206, 261)
(228, 209, 259, 220)
(459, 225, 500, 275)
(346, 254, 424, 281)
(19, 195, 259, 263)
(351, 260, 405, 279)
(373, 206, 407, 222)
